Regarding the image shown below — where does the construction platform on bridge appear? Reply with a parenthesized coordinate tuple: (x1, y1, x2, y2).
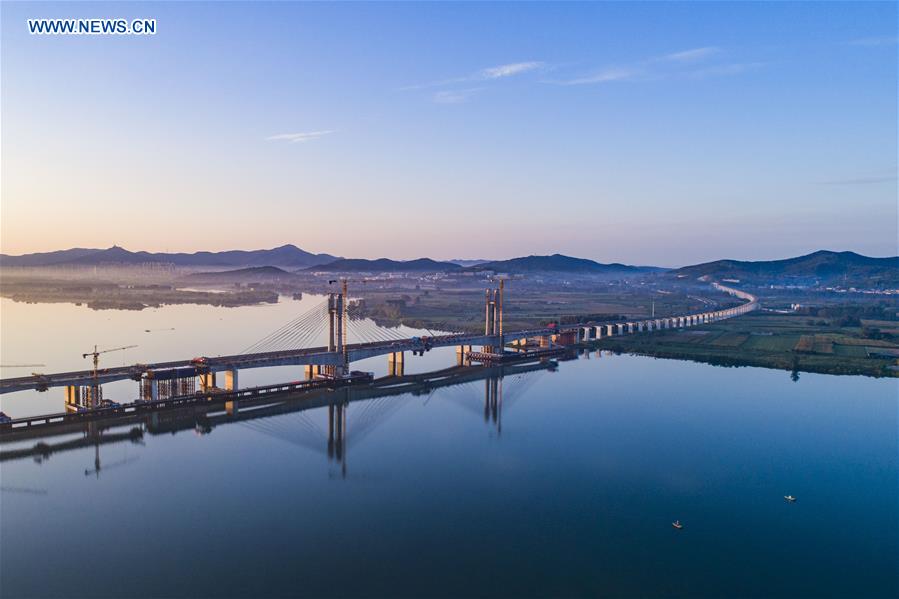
(0, 358, 558, 447)
(0, 371, 374, 434)
(467, 347, 568, 364)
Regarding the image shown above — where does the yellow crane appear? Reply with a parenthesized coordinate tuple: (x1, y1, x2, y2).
(79, 344, 137, 408)
(83, 344, 138, 372)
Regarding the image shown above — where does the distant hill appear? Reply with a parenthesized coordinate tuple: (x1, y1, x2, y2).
(0, 244, 339, 268)
(675, 251, 899, 286)
(307, 258, 461, 273)
(0, 247, 103, 267)
(181, 266, 298, 283)
(472, 254, 652, 275)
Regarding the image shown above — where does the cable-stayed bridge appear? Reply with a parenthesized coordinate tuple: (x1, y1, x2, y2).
(0, 281, 757, 419)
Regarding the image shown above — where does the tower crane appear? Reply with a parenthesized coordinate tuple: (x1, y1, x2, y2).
(81, 345, 138, 407)
(82, 344, 138, 376)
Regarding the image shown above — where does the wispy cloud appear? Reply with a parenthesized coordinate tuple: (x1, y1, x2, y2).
(402, 61, 545, 92)
(654, 46, 720, 63)
(480, 61, 544, 79)
(550, 46, 759, 86)
(433, 88, 482, 104)
(556, 67, 640, 86)
(847, 36, 898, 47)
(819, 174, 897, 186)
(266, 130, 334, 144)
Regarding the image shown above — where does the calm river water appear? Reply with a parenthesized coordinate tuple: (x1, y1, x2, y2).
(0, 298, 896, 597)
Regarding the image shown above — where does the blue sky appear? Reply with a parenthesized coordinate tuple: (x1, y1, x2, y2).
(1, 1, 895, 266)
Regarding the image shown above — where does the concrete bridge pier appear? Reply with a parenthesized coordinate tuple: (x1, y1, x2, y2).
(199, 372, 216, 391)
(606, 325, 616, 337)
(65, 385, 81, 411)
(456, 345, 472, 366)
(304, 364, 321, 380)
(224, 369, 238, 391)
(388, 351, 405, 376)
(593, 326, 603, 339)
(627, 323, 635, 334)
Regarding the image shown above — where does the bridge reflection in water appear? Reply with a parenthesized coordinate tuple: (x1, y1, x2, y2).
(0, 358, 560, 478)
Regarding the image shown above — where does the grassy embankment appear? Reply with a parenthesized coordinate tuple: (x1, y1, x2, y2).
(593, 311, 898, 377)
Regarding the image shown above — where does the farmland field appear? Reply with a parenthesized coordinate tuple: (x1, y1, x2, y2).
(595, 312, 898, 377)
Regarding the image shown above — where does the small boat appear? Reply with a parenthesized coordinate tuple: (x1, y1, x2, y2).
(784, 495, 796, 502)
(672, 520, 683, 530)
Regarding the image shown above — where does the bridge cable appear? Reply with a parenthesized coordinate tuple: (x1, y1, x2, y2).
(242, 301, 336, 354)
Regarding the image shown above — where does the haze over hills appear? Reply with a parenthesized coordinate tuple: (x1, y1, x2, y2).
(674, 250, 899, 286)
(449, 259, 491, 267)
(181, 266, 299, 284)
(306, 258, 461, 273)
(471, 254, 658, 275)
(0, 245, 339, 268)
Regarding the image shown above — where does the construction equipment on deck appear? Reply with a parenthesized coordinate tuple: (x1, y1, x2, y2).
(80, 345, 138, 408)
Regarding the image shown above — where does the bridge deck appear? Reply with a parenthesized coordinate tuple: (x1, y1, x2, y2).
(0, 285, 757, 395)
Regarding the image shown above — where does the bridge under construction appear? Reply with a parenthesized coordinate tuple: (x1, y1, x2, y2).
(0, 281, 757, 429)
